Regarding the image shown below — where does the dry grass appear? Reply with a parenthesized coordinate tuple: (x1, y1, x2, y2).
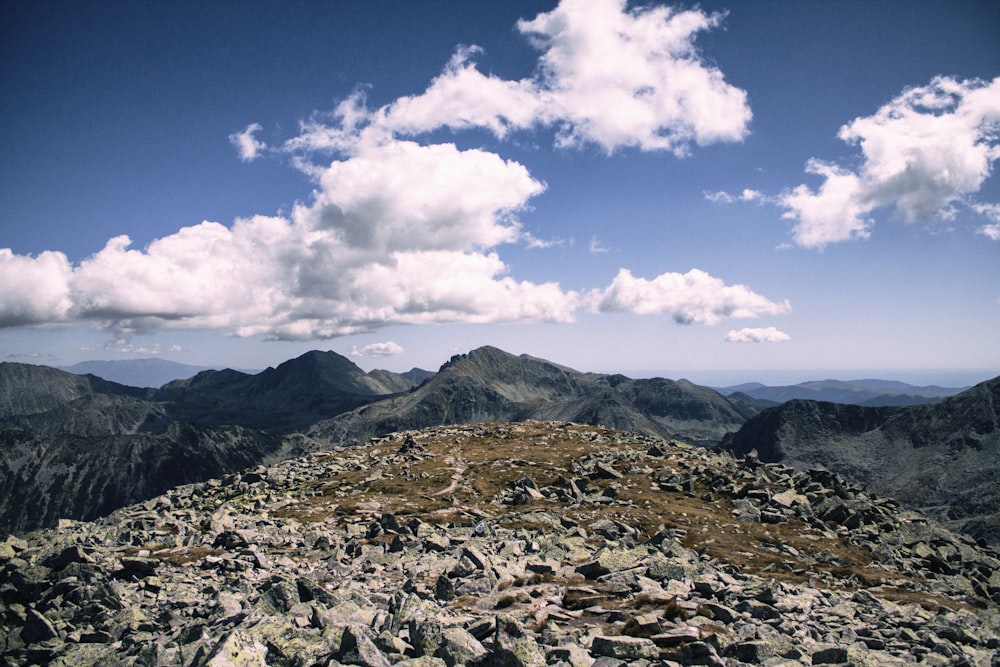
(267, 422, 950, 600)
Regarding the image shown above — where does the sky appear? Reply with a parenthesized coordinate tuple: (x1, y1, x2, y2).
(2, 0, 999, 387)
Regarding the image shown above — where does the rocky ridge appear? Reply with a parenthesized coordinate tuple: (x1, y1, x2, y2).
(722, 376, 1000, 546)
(2, 422, 998, 666)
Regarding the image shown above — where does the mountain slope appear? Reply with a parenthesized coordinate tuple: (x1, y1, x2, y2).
(311, 346, 764, 447)
(0, 422, 283, 535)
(155, 350, 402, 433)
(0, 362, 150, 419)
(722, 376, 1000, 544)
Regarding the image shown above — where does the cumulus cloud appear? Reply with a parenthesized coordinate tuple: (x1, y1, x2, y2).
(0, 249, 73, 326)
(516, 0, 751, 154)
(724, 327, 791, 343)
(779, 76, 1000, 247)
(32, 136, 574, 340)
(229, 123, 266, 162)
(591, 268, 791, 325)
(0, 0, 784, 341)
(288, 0, 750, 158)
(352, 342, 404, 358)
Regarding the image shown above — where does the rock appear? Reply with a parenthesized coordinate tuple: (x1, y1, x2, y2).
(204, 629, 269, 667)
(1, 421, 998, 667)
(21, 607, 59, 645)
(410, 618, 444, 657)
(491, 615, 546, 667)
(435, 626, 488, 666)
(546, 644, 594, 667)
(337, 624, 392, 667)
(590, 635, 659, 660)
(810, 645, 850, 664)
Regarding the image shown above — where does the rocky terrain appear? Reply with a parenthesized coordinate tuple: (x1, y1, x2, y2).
(722, 376, 1000, 546)
(0, 348, 769, 534)
(2, 422, 998, 666)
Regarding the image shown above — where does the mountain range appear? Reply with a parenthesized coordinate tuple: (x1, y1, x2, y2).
(716, 378, 967, 406)
(722, 378, 1000, 545)
(2, 346, 998, 548)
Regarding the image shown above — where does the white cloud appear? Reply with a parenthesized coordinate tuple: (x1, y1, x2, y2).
(705, 188, 768, 205)
(780, 76, 1000, 247)
(974, 203, 1000, 240)
(379, 46, 543, 139)
(2, 137, 578, 340)
(591, 268, 791, 325)
(703, 190, 734, 204)
(980, 224, 1000, 241)
(724, 327, 791, 343)
(517, 0, 750, 154)
(522, 232, 565, 249)
(0, 0, 785, 342)
(589, 236, 611, 254)
(0, 249, 73, 326)
(352, 342, 404, 358)
(296, 140, 543, 256)
(295, 0, 750, 158)
(229, 123, 266, 162)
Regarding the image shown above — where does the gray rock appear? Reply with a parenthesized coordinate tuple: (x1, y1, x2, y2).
(435, 626, 488, 666)
(590, 635, 659, 660)
(337, 624, 392, 667)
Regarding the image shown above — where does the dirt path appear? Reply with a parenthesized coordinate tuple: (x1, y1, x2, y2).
(432, 453, 467, 497)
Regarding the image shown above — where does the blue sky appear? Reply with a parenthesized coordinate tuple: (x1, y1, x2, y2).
(2, 0, 999, 386)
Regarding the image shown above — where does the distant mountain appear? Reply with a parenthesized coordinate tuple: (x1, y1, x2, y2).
(366, 367, 435, 393)
(311, 346, 766, 448)
(716, 378, 966, 407)
(153, 350, 408, 433)
(722, 376, 1000, 545)
(59, 358, 218, 388)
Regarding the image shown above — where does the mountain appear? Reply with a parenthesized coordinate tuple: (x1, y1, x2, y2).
(0, 362, 150, 419)
(3, 422, 997, 665)
(0, 347, 769, 535)
(366, 367, 435, 393)
(59, 358, 218, 388)
(154, 350, 408, 433)
(311, 346, 766, 448)
(717, 378, 966, 407)
(722, 376, 1000, 545)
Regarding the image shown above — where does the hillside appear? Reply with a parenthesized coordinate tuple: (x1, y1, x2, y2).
(722, 376, 1000, 545)
(310, 347, 764, 448)
(2, 422, 997, 665)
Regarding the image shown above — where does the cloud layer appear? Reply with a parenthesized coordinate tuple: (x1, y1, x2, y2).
(780, 76, 1000, 247)
(0, 0, 784, 340)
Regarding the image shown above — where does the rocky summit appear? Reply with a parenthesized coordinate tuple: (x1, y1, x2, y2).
(2, 421, 998, 666)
